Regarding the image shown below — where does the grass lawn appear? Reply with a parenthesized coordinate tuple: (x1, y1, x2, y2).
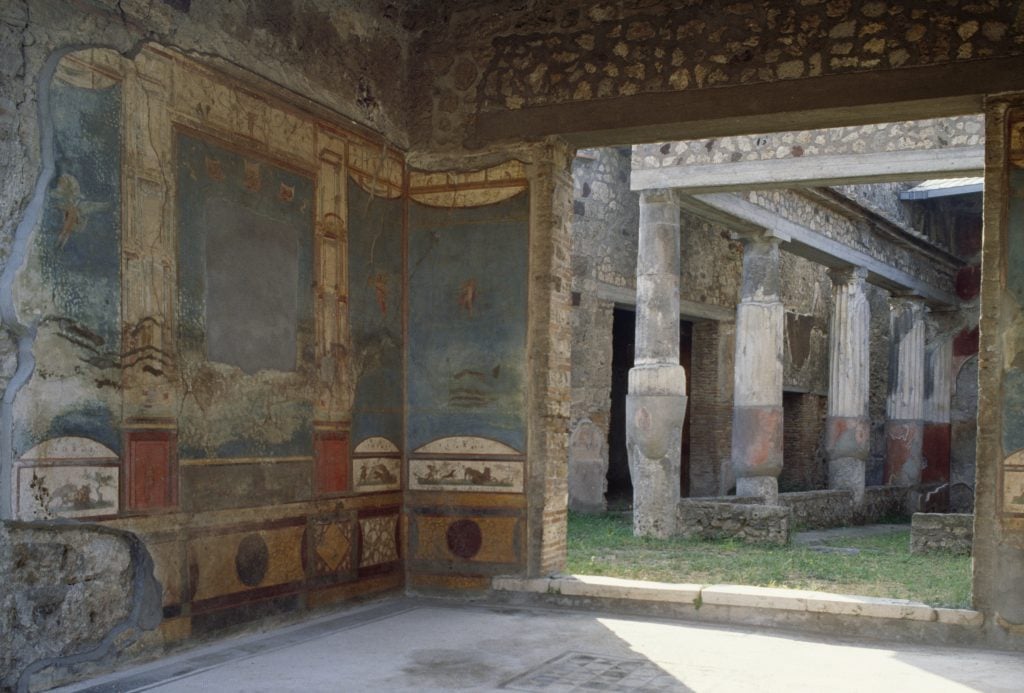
(566, 512, 972, 608)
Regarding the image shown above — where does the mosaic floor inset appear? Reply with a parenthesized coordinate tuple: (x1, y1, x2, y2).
(502, 651, 691, 692)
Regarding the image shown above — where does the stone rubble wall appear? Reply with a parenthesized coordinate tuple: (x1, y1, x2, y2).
(778, 490, 854, 529)
(745, 189, 955, 291)
(910, 512, 974, 555)
(676, 486, 915, 543)
(0, 521, 162, 692)
(408, 1, 1023, 149)
(675, 499, 791, 545)
(858, 485, 912, 523)
(634, 117, 985, 170)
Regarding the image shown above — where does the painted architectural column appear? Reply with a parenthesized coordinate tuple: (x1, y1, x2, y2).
(626, 189, 687, 538)
(825, 267, 870, 504)
(922, 320, 953, 488)
(885, 295, 927, 487)
(731, 232, 784, 503)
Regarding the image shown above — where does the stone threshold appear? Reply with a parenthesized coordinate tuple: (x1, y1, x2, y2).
(491, 574, 988, 648)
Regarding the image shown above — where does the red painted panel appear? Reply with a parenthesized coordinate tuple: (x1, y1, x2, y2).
(953, 326, 979, 357)
(315, 431, 349, 495)
(955, 265, 981, 300)
(922, 423, 952, 484)
(125, 430, 177, 511)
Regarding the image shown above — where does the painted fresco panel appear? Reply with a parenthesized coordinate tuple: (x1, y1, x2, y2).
(13, 77, 122, 456)
(409, 459, 524, 493)
(359, 514, 399, 567)
(1002, 168, 1024, 460)
(15, 437, 119, 520)
(411, 515, 521, 564)
(348, 180, 403, 446)
(353, 457, 401, 491)
(188, 526, 306, 602)
(175, 131, 315, 459)
(407, 193, 529, 452)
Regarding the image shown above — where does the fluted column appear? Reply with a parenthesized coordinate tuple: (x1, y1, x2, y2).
(885, 295, 927, 486)
(626, 189, 687, 538)
(825, 267, 870, 504)
(731, 232, 784, 503)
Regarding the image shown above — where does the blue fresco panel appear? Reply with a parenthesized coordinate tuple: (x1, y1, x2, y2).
(348, 180, 404, 447)
(407, 192, 529, 452)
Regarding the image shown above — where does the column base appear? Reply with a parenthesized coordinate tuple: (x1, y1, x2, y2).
(736, 476, 778, 505)
(626, 391, 687, 539)
(828, 457, 865, 505)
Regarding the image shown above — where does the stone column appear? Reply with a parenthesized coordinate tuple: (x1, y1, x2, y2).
(884, 295, 926, 487)
(731, 232, 784, 503)
(626, 190, 687, 538)
(825, 267, 870, 505)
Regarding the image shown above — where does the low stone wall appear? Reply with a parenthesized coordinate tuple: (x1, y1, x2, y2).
(676, 500, 791, 545)
(857, 486, 912, 524)
(779, 490, 854, 530)
(1, 521, 162, 692)
(911, 513, 974, 555)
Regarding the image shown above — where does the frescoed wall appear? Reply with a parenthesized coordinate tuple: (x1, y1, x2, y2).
(404, 164, 531, 589)
(13, 59, 122, 461)
(176, 130, 316, 462)
(9, 47, 407, 639)
(8, 43, 543, 641)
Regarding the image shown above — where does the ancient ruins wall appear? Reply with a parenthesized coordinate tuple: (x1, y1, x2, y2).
(406, 1, 1023, 149)
(1, 521, 162, 691)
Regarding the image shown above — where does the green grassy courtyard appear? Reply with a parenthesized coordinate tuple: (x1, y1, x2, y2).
(566, 512, 973, 608)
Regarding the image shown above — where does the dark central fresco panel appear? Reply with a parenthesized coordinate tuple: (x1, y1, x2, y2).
(176, 131, 315, 462)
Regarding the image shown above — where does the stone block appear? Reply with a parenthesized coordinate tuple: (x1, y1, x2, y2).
(552, 575, 702, 603)
(701, 584, 809, 612)
(491, 576, 552, 593)
(910, 513, 973, 555)
(934, 608, 985, 627)
(779, 490, 854, 529)
(676, 499, 791, 544)
(701, 584, 936, 621)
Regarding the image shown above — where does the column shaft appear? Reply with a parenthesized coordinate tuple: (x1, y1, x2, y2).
(731, 234, 783, 503)
(825, 267, 870, 504)
(627, 190, 687, 538)
(885, 296, 926, 486)
(922, 332, 953, 486)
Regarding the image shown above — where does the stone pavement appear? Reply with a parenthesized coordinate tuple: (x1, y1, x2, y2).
(55, 598, 1024, 692)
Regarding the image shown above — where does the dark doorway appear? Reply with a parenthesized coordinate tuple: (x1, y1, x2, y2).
(606, 307, 692, 509)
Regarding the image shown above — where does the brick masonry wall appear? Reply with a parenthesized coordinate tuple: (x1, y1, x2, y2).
(529, 140, 575, 577)
(690, 320, 736, 496)
(780, 392, 827, 492)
